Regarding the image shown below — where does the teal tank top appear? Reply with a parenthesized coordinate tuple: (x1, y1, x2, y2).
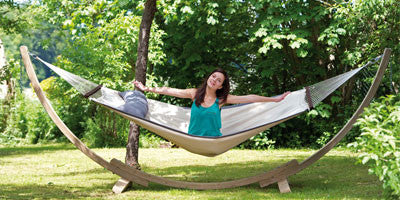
(188, 98, 222, 137)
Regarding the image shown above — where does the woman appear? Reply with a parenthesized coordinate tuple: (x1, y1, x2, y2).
(133, 68, 290, 137)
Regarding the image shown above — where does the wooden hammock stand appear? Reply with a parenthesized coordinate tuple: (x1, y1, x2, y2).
(20, 46, 391, 194)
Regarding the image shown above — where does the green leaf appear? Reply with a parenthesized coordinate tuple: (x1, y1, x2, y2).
(370, 153, 378, 161)
(383, 152, 392, 157)
(272, 41, 283, 49)
(327, 38, 339, 46)
(206, 16, 217, 25)
(336, 28, 346, 35)
(330, 96, 341, 104)
(289, 41, 301, 49)
(362, 156, 370, 164)
(286, 34, 296, 40)
(261, 68, 273, 78)
(181, 6, 194, 14)
(308, 110, 318, 117)
(255, 28, 268, 37)
(227, 7, 236, 14)
(208, 2, 219, 8)
(296, 49, 308, 58)
(258, 46, 269, 54)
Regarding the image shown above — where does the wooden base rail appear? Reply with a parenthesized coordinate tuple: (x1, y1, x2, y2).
(111, 158, 298, 192)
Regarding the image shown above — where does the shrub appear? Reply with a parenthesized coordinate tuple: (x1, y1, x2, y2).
(81, 106, 130, 148)
(139, 129, 166, 148)
(24, 98, 57, 144)
(238, 130, 275, 150)
(0, 88, 58, 145)
(349, 94, 400, 198)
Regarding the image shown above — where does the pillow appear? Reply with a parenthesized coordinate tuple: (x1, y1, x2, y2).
(118, 90, 148, 118)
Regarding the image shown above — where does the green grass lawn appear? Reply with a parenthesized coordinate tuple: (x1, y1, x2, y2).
(0, 144, 382, 199)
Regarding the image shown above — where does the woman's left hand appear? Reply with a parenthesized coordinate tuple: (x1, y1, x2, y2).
(275, 91, 291, 102)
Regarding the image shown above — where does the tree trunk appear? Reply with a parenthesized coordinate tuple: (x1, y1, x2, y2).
(126, 122, 141, 168)
(0, 38, 13, 131)
(0, 38, 12, 99)
(0, 38, 6, 83)
(125, 0, 157, 169)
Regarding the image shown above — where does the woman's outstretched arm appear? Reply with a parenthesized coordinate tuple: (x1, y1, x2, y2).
(226, 91, 291, 104)
(133, 81, 196, 99)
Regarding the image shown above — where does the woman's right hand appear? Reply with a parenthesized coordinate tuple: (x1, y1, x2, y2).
(132, 80, 148, 92)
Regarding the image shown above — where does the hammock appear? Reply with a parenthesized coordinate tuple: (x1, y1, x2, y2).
(30, 53, 381, 156)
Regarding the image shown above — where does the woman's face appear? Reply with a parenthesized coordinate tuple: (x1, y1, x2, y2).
(207, 72, 225, 90)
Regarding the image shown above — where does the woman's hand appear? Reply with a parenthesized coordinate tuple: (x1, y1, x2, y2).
(132, 80, 149, 92)
(274, 91, 291, 102)
(226, 91, 292, 104)
(132, 80, 195, 99)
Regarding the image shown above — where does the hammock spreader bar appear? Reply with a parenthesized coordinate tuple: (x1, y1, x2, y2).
(83, 84, 103, 98)
(304, 86, 313, 109)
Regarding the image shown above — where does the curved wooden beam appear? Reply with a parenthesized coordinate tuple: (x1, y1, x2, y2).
(20, 46, 148, 187)
(111, 158, 299, 190)
(293, 48, 391, 174)
(20, 46, 391, 192)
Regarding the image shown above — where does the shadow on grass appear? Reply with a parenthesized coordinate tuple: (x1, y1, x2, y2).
(0, 143, 76, 157)
(141, 159, 301, 182)
(51, 167, 111, 179)
(0, 145, 382, 199)
(123, 155, 381, 199)
(0, 183, 114, 200)
(0, 167, 115, 199)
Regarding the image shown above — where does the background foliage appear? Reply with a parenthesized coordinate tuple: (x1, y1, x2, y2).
(349, 94, 400, 199)
(0, 0, 399, 150)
